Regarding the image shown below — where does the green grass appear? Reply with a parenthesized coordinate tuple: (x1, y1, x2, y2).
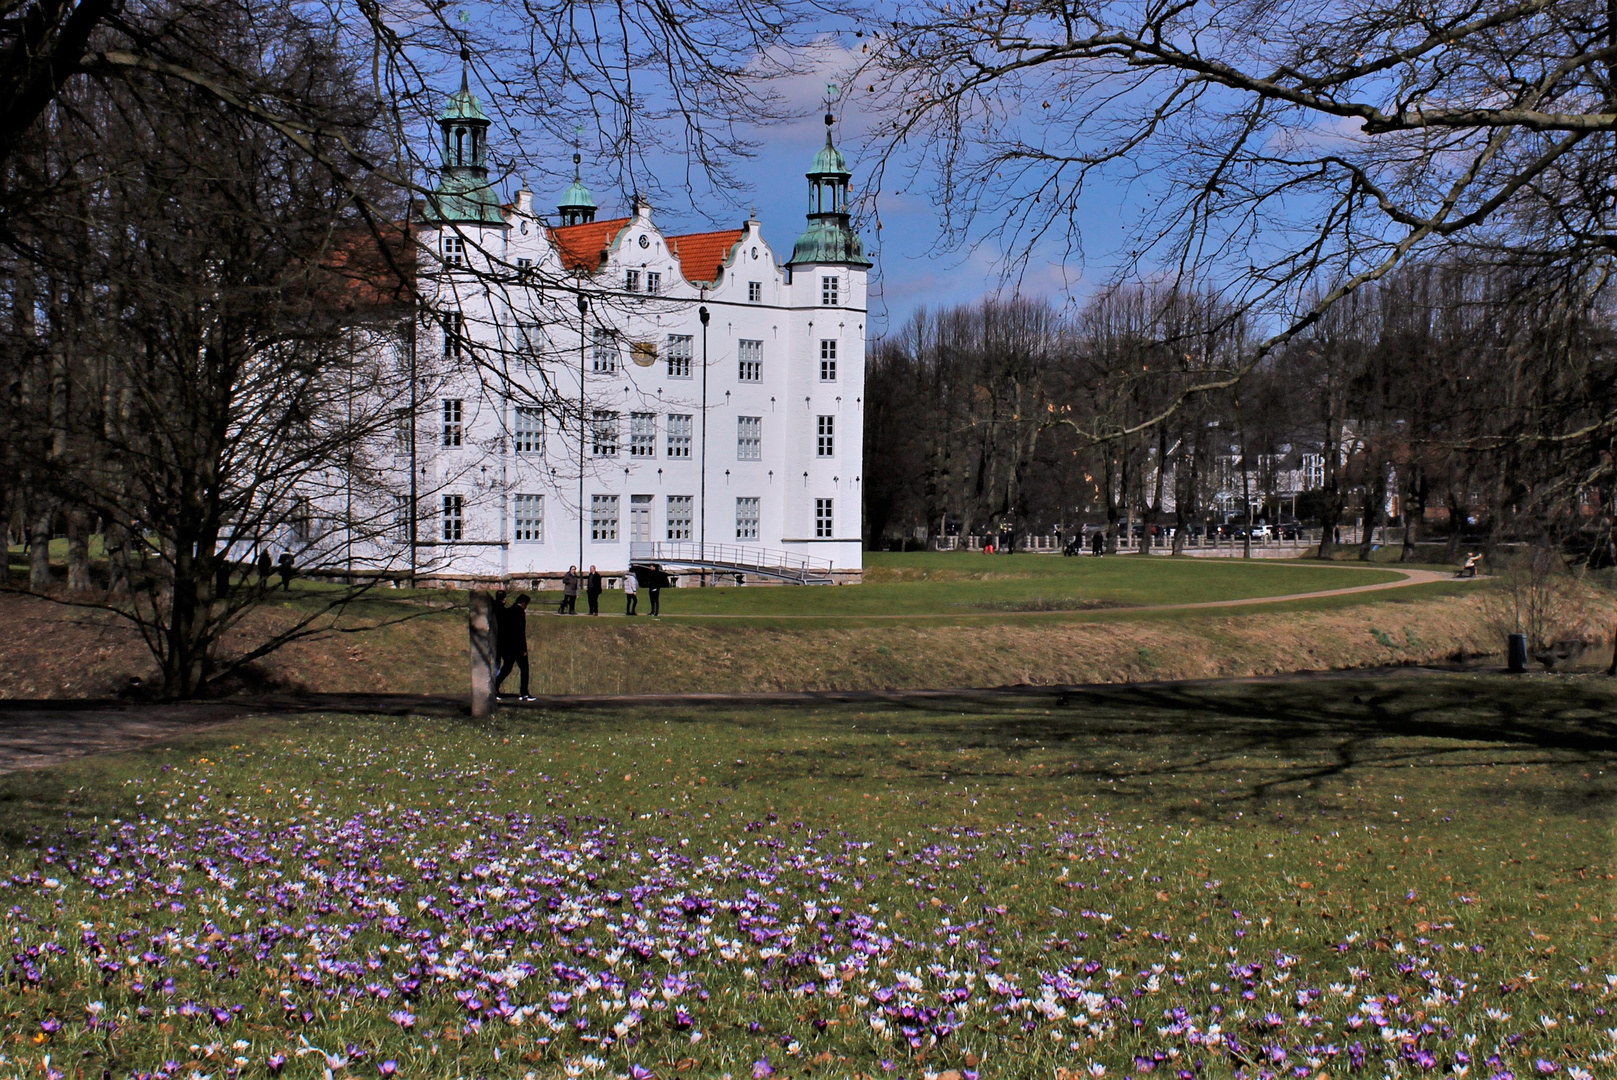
(2, 673, 1612, 1078)
(9, 546, 1406, 619)
(609, 552, 1407, 619)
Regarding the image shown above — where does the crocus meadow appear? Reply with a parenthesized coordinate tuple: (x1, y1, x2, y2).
(1, 697, 1611, 1080)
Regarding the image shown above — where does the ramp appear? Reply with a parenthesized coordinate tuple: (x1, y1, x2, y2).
(629, 542, 834, 585)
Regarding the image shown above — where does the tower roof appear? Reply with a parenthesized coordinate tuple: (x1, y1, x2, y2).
(421, 63, 504, 227)
(438, 85, 490, 124)
(789, 113, 870, 268)
(558, 153, 596, 213)
(810, 122, 849, 176)
(438, 60, 490, 124)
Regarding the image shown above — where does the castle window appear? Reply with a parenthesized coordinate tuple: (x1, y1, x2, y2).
(816, 414, 834, 457)
(667, 413, 692, 458)
(630, 412, 657, 457)
(647, 271, 662, 295)
(442, 399, 463, 447)
(666, 334, 693, 378)
(814, 498, 833, 538)
(738, 339, 762, 382)
(591, 495, 618, 542)
(442, 235, 464, 268)
(592, 328, 617, 373)
(625, 270, 641, 292)
(443, 311, 464, 358)
(736, 497, 760, 540)
(821, 276, 839, 306)
(513, 406, 544, 454)
(737, 416, 762, 461)
(748, 281, 762, 303)
(513, 494, 543, 542)
(667, 495, 693, 540)
(819, 339, 837, 382)
(590, 410, 619, 457)
(442, 494, 464, 541)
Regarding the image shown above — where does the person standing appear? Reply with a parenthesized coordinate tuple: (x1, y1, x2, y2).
(277, 551, 295, 590)
(646, 564, 664, 617)
(561, 566, 578, 614)
(586, 565, 602, 616)
(623, 568, 638, 616)
(1090, 530, 1103, 557)
(257, 550, 273, 587)
(494, 594, 533, 700)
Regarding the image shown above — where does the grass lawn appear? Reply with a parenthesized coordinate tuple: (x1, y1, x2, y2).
(2, 673, 1612, 1079)
(644, 553, 1405, 618)
(9, 546, 1407, 622)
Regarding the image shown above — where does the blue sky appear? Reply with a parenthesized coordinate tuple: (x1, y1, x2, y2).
(461, 27, 1133, 338)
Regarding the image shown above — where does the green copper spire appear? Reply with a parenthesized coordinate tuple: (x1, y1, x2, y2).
(789, 112, 870, 267)
(557, 149, 596, 226)
(422, 53, 505, 227)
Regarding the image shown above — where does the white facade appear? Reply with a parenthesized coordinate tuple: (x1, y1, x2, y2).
(375, 82, 870, 584)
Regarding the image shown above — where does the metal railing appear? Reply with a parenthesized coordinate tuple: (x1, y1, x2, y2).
(629, 541, 834, 583)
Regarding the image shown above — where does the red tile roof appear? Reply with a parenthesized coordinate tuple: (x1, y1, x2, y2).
(318, 222, 416, 313)
(549, 217, 632, 272)
(668, 229, 745, 285)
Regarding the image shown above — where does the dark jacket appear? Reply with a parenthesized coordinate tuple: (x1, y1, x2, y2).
(561, 571, 578, 596)
(586, 571, 602, 596)
(634, 565, 672, 590)
(497, 602, 527, 657)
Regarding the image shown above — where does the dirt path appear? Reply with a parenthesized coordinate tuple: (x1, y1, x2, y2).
(541, 566, 1460, 619)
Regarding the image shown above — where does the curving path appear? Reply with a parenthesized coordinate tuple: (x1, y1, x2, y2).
(561, 565, 1463, 620)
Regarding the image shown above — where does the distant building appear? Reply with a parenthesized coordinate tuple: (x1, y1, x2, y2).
(344, 71, 873, 585)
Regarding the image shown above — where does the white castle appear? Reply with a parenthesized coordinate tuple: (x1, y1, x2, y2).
(379, 72, 871, 587)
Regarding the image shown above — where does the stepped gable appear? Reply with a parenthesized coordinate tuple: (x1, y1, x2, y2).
(667, 229, 745, 285)
(549, 217, 632, 272)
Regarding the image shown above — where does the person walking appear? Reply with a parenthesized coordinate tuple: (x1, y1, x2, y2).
(561, 566, 578, 614)
(256, 550, 273, 587)
(1090, 530, 1103, 557)
(586, 565, 602, 615)
(277, 551, 295, 590)
(623, 568, 639, 616)
(494, 594, 533, 700)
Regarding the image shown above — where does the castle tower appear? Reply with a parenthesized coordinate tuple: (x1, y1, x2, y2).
(557, 152, 597, 226)
(788, 113, 871, 269)
(422, 58, 506, 228)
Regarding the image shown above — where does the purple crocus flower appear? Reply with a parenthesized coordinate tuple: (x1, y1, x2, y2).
(266, 1054, 286, 1075)
(753, 1059, 774, 1079)
(378, 1062, 398, 1077)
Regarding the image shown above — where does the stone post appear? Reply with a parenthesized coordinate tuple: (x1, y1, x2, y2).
(469, 590, 498, 717)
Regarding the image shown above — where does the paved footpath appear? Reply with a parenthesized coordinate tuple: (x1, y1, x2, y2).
(0, 567, 1469, 774)
(537, 566, 1458, 619)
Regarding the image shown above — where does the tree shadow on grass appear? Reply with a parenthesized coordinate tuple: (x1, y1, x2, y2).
(528, 671, 1617, 815)
(881, 673, 1617, 812)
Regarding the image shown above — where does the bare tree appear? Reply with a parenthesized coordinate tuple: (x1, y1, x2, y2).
(867, 0, 1617, 443)
(0, 0, 429, 696)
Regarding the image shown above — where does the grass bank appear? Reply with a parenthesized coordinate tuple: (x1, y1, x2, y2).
(0, 585, 1507, 698)
(1, 673, 1612, 1079)
(4, 555, 1500, 699)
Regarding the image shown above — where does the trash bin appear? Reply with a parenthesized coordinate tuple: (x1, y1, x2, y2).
(1507, 633, 1528, 673)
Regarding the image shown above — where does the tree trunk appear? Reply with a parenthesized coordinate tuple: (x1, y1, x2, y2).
(105, 521, 131, 598)
(1359, 472, 1387, 561)
(29, 503, 54, 588)
(66, 506, 92, 591)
